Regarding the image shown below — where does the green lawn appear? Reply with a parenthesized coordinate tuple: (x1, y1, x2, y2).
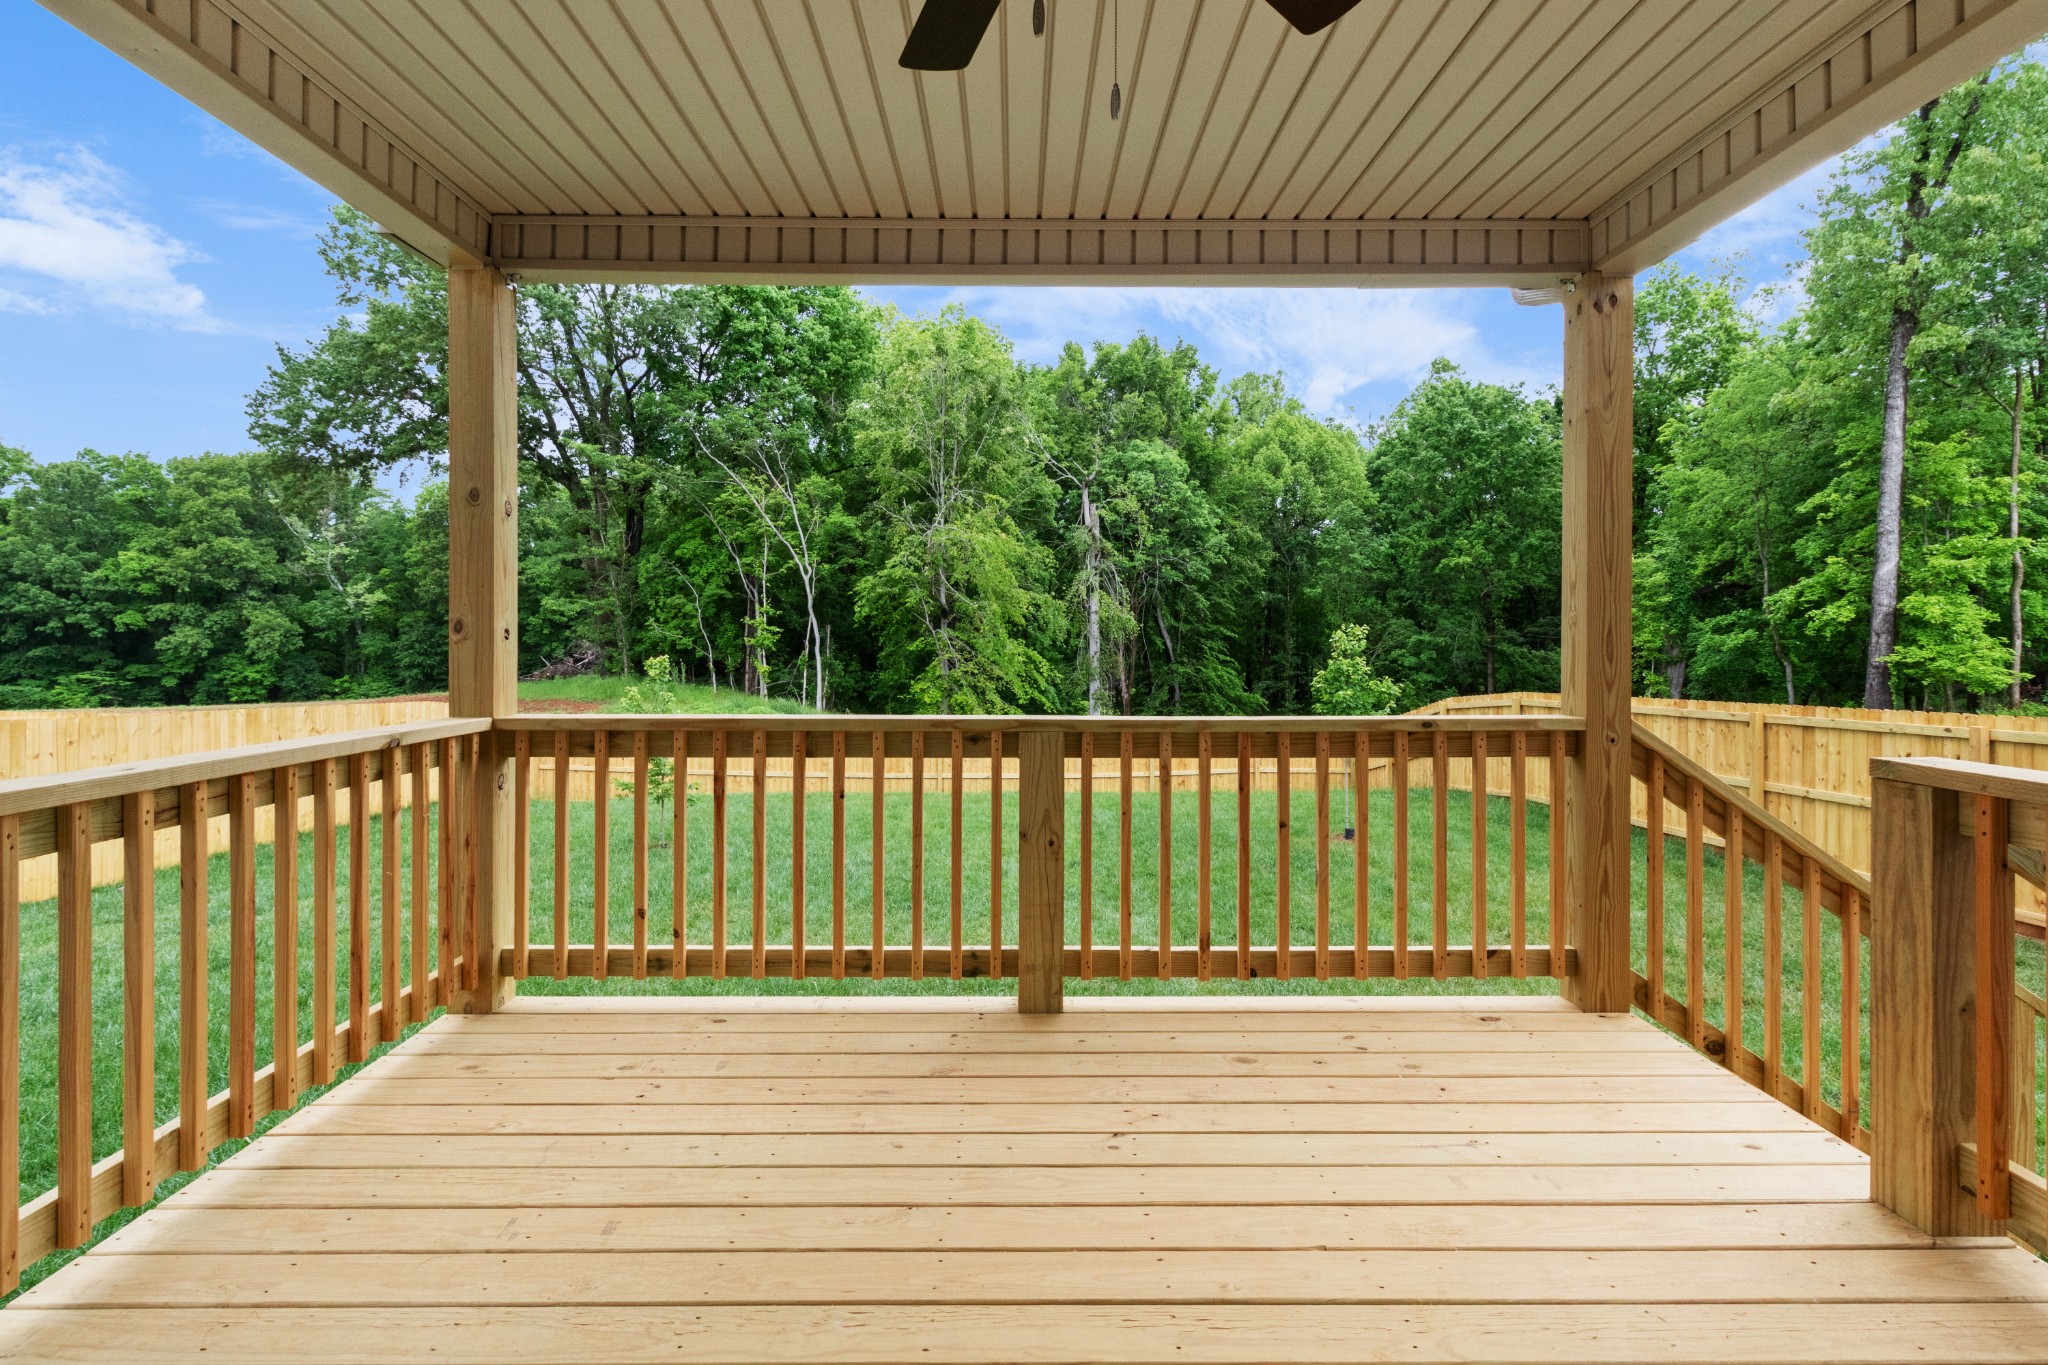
(516, 675, 810, 714)
(10, 783, 2046, 1295)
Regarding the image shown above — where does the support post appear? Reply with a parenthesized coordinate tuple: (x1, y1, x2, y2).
(448, 260, 518, 1013)
(1559, 270, 1635, 1013)
(1017, 730, 1066, 1013)
(1870, 775, 1997, 1235)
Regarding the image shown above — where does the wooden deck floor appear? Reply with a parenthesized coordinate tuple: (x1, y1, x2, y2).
(5, 995, 2048, 1362)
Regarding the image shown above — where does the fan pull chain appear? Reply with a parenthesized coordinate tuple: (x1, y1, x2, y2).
(1109, 0, 1121, 119)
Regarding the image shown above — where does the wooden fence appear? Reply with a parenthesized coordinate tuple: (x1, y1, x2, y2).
(1415, 692, 2048, 883)
(0, 698, 449, 900)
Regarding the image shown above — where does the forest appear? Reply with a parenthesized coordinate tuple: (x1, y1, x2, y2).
(1, 61, 2045, 717)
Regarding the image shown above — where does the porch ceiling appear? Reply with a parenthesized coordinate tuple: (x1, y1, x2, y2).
(39, 0, 2048, 285)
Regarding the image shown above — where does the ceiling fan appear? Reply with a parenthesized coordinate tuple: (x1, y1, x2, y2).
(899, 0, 1365, 71)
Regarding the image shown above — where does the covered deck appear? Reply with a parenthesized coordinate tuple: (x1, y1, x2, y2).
(13, 993, 2048, 1364)
(12, 1, 2048, 1359)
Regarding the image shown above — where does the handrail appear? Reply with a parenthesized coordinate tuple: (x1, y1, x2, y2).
(0, 720, 482, 1291)
(495, 713, 1585, 992)
(1635, 723, 1871, 911)
(1628, 723, 1870, 1144)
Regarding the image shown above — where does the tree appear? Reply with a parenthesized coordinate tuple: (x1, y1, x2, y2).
(851, 307, 1056, 714)
(1310, 624, 1401, 714)
(1361, 360, 1561, 701)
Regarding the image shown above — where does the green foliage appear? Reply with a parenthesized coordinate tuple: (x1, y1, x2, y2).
(1310, 624, 1401, 715)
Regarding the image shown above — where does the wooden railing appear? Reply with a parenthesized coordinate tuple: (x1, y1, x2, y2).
(0, 718, 485, 1291)
(1628, 724, 1874, 1146)
(1870, 754, 2048, 1247)
(494, 715, 1583, 988)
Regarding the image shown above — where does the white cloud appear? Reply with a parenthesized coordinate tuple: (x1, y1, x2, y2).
(868, 285, 1555, 418)
(0, 145, 219, 329)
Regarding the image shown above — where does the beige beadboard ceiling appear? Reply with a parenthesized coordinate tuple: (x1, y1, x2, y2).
(40, 0, 2048, 285)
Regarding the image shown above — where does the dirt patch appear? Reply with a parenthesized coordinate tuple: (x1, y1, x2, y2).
(517, 697, 605, 714)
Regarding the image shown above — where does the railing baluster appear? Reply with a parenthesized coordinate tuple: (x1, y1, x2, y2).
(1644, 751, 1664, 1010)
(635, 730, 652, 980)
(121, 791, 156, 1203)
(1353, 728, 1369, 980)
(592, 728, 610, 982)
(1510, 731, 1527, 978)
(1724, 804, 1745, 1067)
(385, 747, 406, 1032)
(673, 731, 691, 980)
(436, 739, 454, 1000)
(1393, 730, 1410, 980)
(552, 733, 569, 982)
(1430, 729, 1447, 981)
(1685, 776, 1705, 1054)
(949, 731, 963, 980)
(1200, 733, 1214, 982)
(1276, 732, 1292, 981)
(406, 746, 429, 1014)
(1236, 732, 1251, 981)
(756, 729, 771, 980)
(1471, 731, 1488, 980)
(275, 764, 301, 1102)
(711, 729, 727, 981)
(0, 813, 18, 1292)
(1796, 848, 1820, 1122)
(230, 771, 258, 1135)
(792, 731, 807, 981)
(1548, 732, 1566, 973)
(990, 729, 1004, 975)
(871, 729, 885, 980)
(462, 735, 479, 993)
(1079, 733, 1096, 981)
(185, 779, 217, 1155)
(1841, 885, 1861, 1135)
(1119, 730, 1133, 981)
(56, 801, 92, 1246)
(1159, 732, 1174, 981)
(511, 733, 528, 986)
(348, 754, 370, 1063)
(909, 731, 923, 981)
(1314, 731, 1330, 982)
(835, 729, 849, 980)
(2014, 989, 2039, 1174)
(1762, 832, 1783, 1100)
(1973, 792, 2013, 1217)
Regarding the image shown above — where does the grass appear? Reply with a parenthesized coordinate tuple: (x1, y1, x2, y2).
(10, 782, 2046, 1295)
(516, 675, 810, 714)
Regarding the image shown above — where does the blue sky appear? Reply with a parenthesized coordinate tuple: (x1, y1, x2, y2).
(1, 1, 1827, 466)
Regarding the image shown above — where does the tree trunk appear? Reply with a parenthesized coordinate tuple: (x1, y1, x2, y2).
(2014, 367, 2026, 708)
(1864, 307, 1915, 708)
(1083, 488, 1102, 716)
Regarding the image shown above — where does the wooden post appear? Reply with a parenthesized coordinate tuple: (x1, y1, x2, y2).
(1016, 730, 1066, 1013)
(1870, 775, 1998, 1235)
(448, 260, 519, 1013)
(1559, 270, 1635, 1014)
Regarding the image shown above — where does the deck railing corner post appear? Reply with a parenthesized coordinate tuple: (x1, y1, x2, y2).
(1869, 772, 1998, 1236)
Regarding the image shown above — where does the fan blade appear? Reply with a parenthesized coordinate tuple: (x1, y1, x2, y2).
(1263, 0, 1365, 35)
(899, 0, 1003, 70)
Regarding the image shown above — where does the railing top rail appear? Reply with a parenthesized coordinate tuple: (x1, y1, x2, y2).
(1633, 721, 1871, 901)
(0, 716, 488, 819)
(494, 713, 1587, 734)
(1871, 755, 2048, 804)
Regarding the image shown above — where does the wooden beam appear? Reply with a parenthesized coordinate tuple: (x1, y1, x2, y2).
(447, 263, 519, 1014)
(1559, 272, 1634, 1014)
(1870, 776, 1998, 1236)
(1593, 0, 2048, 274)
(35, 0, 491, 266)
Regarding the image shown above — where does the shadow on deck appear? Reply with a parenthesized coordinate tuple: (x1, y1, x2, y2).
(4, 995, 2047, 1362)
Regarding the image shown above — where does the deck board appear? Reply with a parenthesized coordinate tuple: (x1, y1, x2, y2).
(7, 996, 2048, 1363)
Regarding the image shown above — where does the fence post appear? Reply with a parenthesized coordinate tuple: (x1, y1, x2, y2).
(1870, 773, 1998, 1235)
(1017, 730, 1066, 1013)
